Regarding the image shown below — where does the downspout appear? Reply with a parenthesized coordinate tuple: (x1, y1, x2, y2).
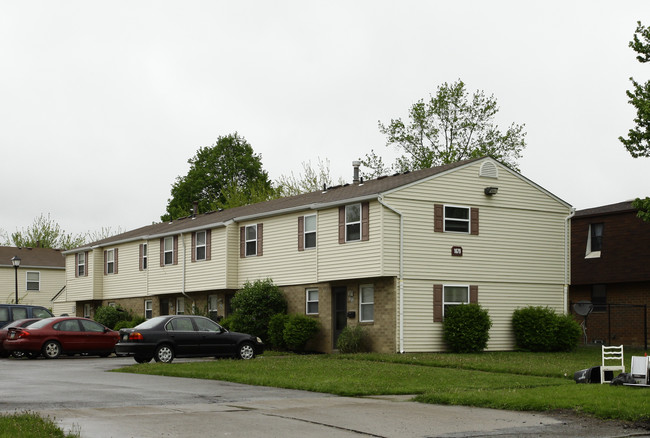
(378, 195, 405, 353)
(180, 233, 194, 312)
(564, 208, 576, 314)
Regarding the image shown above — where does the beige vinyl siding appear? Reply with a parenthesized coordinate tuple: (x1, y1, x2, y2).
(0, 266, 64, 308)
(186, 228, 228, 291)
(225, 224, 240, 289)
(91, 250, 104, 299)
(401, 279, 565, 352)
(147, 237, 183, 295)
(103, 243, 147, 299)
(65, 253, 95, 301)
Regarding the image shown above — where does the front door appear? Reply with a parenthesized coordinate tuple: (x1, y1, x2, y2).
(160, 299, 169, 315)
(332, 287, 347, 349)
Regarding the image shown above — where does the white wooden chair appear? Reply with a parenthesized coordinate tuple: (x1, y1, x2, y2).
(600, 345, 625, 384)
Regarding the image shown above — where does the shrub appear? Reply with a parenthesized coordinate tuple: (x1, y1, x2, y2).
(113, 316, 147, 331)
(94, 305, 130, 329)
(268, 314, 290, 350)
(283, 315, 320, 351)
(229, 279, 287, 342)
(218, 316, 233, 331)
(512, 306, 580, 352)
(443, 303, 492, 353)
(336, 325, 369, 353)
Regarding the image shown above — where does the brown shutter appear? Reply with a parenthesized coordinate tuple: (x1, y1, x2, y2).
(470, 285, 478, 303)
(104, 250, 107, 275)
(298, 216, 304, 251)
(114, 248, 118, 274)
(173, 236, 179, 265)
(433, 284, 443, 322)
(471, 207, 479, 235)
(362, 202, 370, 241)
(191, 232, 196, 262)
(257, 223, 263, 256)
(240, 227, 245, 258)
(434, 204, 443, 232)
(84, 251, 88, 277)
(338, 206, 345, 244)
(139, 244, 143, 271)
(206, 229, 211, 261)
(160, 238, 164, 267)
(75, 254, 79, 277)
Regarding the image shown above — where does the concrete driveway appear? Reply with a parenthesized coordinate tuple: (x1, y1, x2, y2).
(0, 356, 647, 437)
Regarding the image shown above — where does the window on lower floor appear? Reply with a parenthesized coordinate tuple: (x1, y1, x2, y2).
(208, 295, 219, 320)
(591, 284, 607, 312)
(26, 271, 40, 291)
(443, 285, 469, 317)
(359, 284, 374, 322)
(306, 288, 319, 315)
(176, 297, 185, 315)
(144, 300, 153, 319)
(83, 303, 91, 318)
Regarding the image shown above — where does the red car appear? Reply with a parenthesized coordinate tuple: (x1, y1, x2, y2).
(0, 318, 41, 358)
(2, 317, 119, 359)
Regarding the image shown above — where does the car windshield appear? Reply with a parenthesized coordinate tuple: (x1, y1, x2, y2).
(26, 318, 55, 329)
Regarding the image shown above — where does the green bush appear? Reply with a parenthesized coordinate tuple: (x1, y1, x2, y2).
(218, 316, 233, 331)
(93, 306, 130, 329)
(230, 279, 287, 341)
(336, 325, 369, 353)
(512, 306, 580, 352)
(283, 315, 319, 351)
(443, 303, 492, 353)
(268, 314, 290, 350)
(113, 316, 147, 331)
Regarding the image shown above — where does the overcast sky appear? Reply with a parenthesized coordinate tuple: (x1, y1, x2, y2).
(1, 1, 648, 240)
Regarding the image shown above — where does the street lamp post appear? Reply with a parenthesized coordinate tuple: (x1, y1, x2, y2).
(11, 256, 21, 304)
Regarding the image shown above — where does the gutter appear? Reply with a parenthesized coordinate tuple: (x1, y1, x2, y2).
(564, 208, 576, 314)
(377, 195, 405, 354)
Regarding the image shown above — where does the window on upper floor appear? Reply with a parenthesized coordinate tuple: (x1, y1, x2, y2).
(359, 284, 374, 322)
(591, 284, 607, 313)
(140, 243, 148, 270)
(26, 271, 40, 291)
(77, 252, 86, 277)
(306, 288, 319, 315)
(304, 214, 316, 249)
(245, 224, 257, 256)
(585, 223, 604, 258)
(196, 230, 207, 260)
(105, 249, 117, 275)
(444, 206, 470, 233)
(345, 204, 361, 242)
(164, 237, 174, 265)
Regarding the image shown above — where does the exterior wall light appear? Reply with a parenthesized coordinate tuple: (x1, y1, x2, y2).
(484, 187, 498, 196)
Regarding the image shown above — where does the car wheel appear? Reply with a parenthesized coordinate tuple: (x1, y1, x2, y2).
(134, 356, 151, 364)
(42, 341, 61, 359)
(154, 345, 174, 363)
(237, 342, 255, 360)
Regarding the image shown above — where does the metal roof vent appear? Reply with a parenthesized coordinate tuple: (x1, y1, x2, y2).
(480, 161, 498, 178)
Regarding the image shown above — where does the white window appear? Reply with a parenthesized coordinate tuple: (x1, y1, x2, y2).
(585, 223, 604, 259)
(444, 205, 470, 233)
(26, 271, 40, 291)
(106, 249, 115, 274)
(443, 285, 469, 317)
(304, 214, 317, 249)
(144, 300, 153, 319)
(83, 303, 91, 318)
(306, 288, 319, 314)
(196, 231, 207, 260)
(359, 284, 374, 322)
(208, 295, 219, 320)
(176, 297, 185, 315)
(345, 204, 361, 242)
(245, 224, 257, 256)
(142, 243, 148, 270)
(78, 252, 86, 276)
(164, 237, 174, 265)
(108, 302, 116, 307)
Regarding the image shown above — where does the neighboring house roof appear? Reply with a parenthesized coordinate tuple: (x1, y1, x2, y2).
(574, 201, 636, 218)
(65, 156, 571, 252)
(0, 246, 65, 269)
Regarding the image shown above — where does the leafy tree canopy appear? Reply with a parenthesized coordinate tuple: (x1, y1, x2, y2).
(162, 133, 276, 221)
(360, 80, 526, 178)
(620, 21, 650, 157)
(3, 213, 86, 250)
(275, 158, 345, 197)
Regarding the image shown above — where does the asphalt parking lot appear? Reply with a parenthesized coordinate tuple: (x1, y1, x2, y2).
(1, 355, 648, 438)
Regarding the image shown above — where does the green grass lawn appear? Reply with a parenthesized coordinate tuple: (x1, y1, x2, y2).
(0, 412, 78, 438)
(115, 346, 650, 423)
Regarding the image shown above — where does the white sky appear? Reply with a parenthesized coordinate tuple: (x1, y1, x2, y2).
(1, 1, 648, 239)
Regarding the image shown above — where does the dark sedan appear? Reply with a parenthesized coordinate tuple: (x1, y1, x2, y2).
(115, 315, 264, 363)
(0, 318, 41, 358)
(2, 317, 119, 359)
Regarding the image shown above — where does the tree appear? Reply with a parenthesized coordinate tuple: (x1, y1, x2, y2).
(162, 133, 276, 221)
(361, 80, 526, 178)
(4, 213, 86, 250)
(620, 21, 650, 157)
(275, 158, 345, 197)
(228, 279, 288, 342)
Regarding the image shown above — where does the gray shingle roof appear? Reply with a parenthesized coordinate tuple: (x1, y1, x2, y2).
(574, 201, 636, 218)
(0, 246, 65, 268)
